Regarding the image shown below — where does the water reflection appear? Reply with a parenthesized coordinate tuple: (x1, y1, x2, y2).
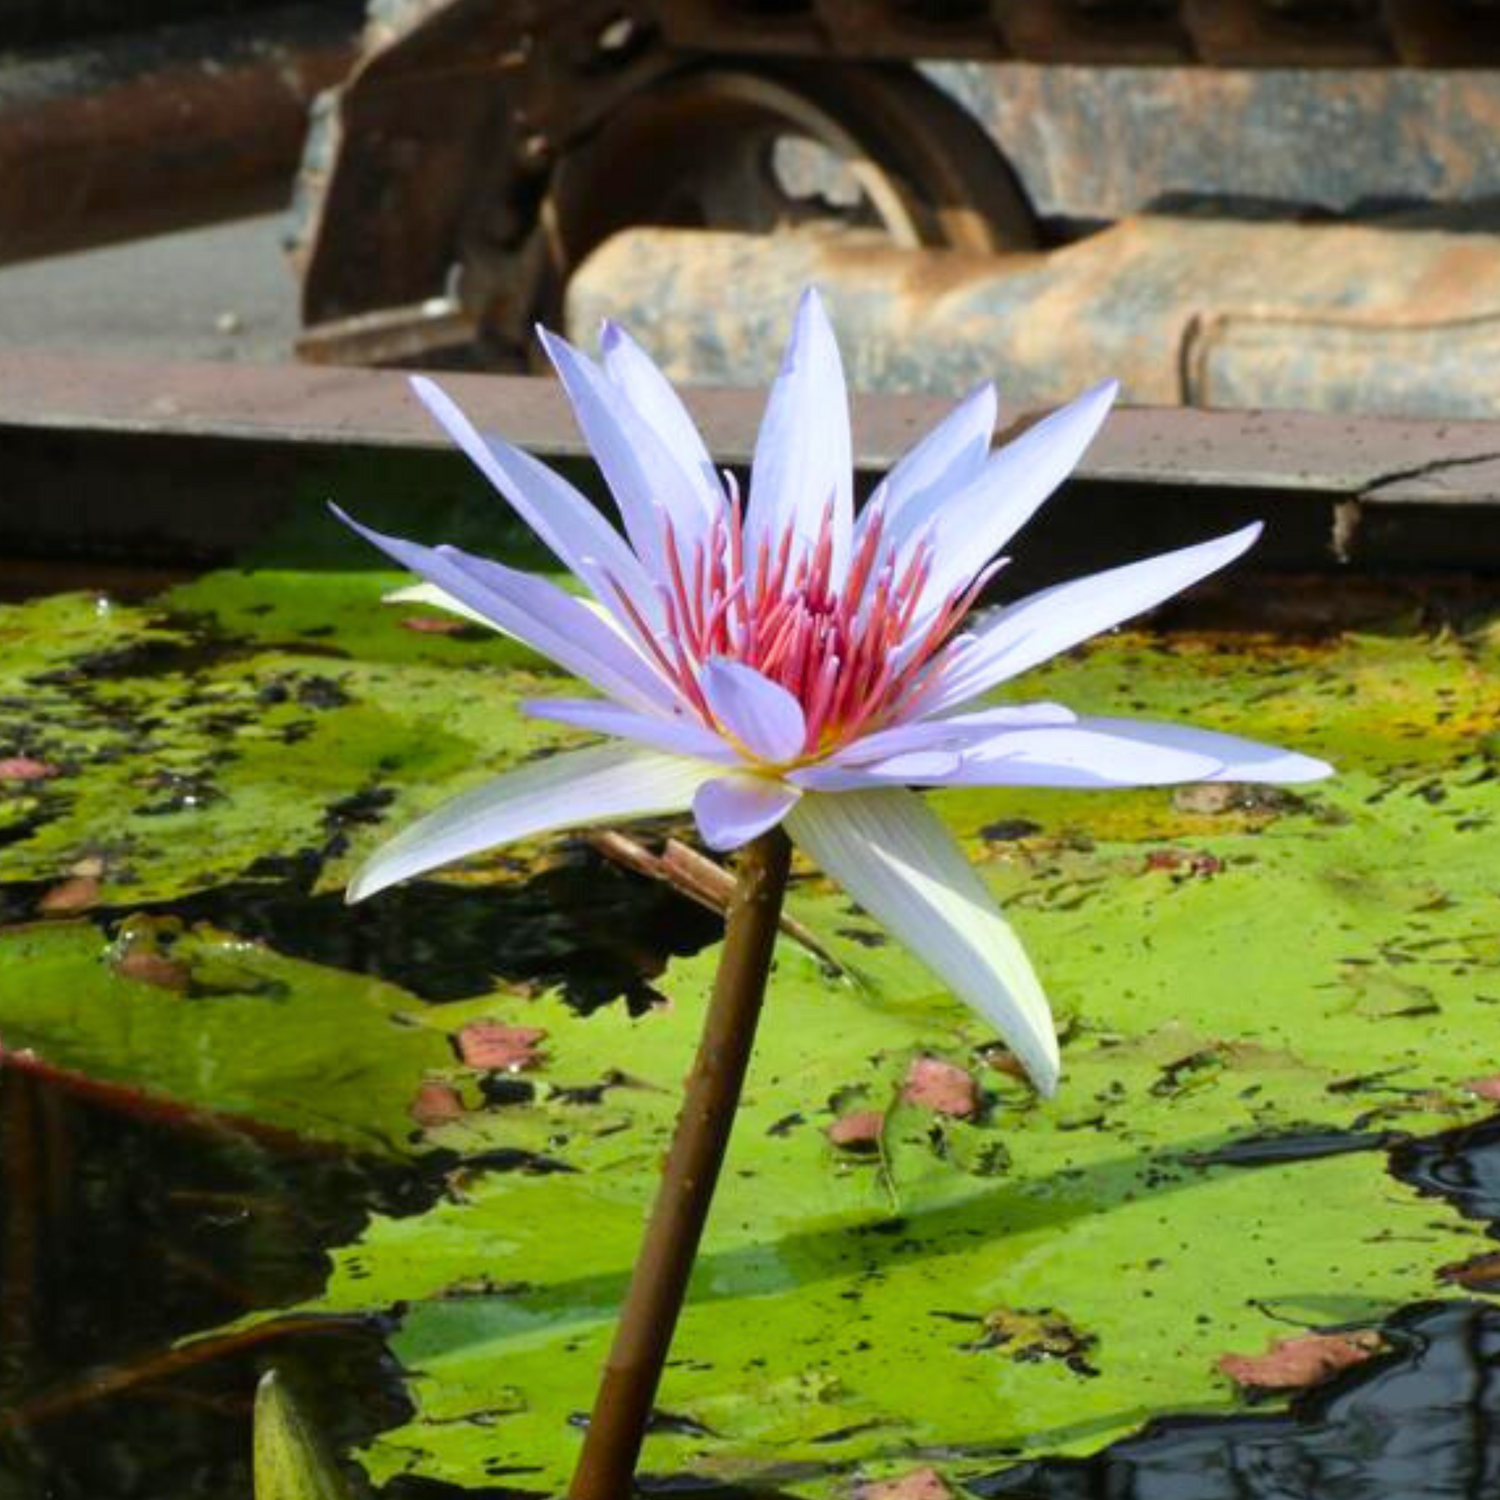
(0, 1067, 416, 1498)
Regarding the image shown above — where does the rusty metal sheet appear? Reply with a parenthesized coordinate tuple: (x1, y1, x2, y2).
(0, 4, 358, 266)
(651, 0, 1500, 66)
(565, 220, 1500, 417)
(2, 345, 1500, 499)
(924, 62, 1500, 223)
(3, 349, 1500, 579)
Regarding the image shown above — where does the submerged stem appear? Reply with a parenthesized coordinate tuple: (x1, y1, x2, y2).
(568, 826, 793, 1500)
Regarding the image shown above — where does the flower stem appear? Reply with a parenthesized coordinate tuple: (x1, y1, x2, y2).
(568, 826, 793, 1500)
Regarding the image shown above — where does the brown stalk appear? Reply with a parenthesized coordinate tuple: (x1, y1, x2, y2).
(568, 826, 792, 1500)
(584, 828, 840, 972)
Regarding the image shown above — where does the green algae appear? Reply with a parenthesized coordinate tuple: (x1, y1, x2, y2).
(2, 563, 1500, 1495)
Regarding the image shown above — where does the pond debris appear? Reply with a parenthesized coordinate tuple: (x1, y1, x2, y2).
(456, 1020, 548, 1072)
(1143, 847, 1224, 880)
(1217, 1329, 1384, 1391)
(0, 755, 60, 782)
(1170, 783, 1307, 817)
(410, 1079, 466, 1128)
(1436, 1251, 1500, 1291)
(828, 1110, 886, 1152)
(902, 1057, 979, 1119)
(37, 872, 101, 915)
(966, 1307, 1100, 1376)
(584, 829, 844, 972)
(855, 1467, 953, 1500)
(398, 614, 471, 635)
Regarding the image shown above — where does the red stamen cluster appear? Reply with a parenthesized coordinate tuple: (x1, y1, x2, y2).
(613, 482, 997, 760)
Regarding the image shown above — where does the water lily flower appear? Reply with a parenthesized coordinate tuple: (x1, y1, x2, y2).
(336, 290, 1330, 1095)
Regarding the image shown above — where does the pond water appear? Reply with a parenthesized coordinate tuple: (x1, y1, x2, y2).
(2, 540, 1500, 1499)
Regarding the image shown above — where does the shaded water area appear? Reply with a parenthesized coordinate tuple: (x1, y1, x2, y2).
(4, 537, 1500, 1498)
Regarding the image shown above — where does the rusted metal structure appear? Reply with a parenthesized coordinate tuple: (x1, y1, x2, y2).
(4, 349, 1500, 579)
(290, 0, 1500, 416)
(0, 2, 360, 265)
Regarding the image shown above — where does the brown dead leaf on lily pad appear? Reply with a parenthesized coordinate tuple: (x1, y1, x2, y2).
(456, 1021, 547, 1072)
(1218, 1329, 1383, 1391)
(0, 756, 59, 782)
(111, 948, 191, 992)
(828, 1110, 885, 1152)
(38, 875, 101, 916)
(400, 615, 470, 635)
(902, 1056, 978, 1119)
(855, 1467, 952, 1500)
(410, 1080, 466, 1127)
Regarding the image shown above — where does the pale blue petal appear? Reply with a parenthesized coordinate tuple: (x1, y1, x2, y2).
(790, 750, 962, 792)
(524, 698, 737, 762)
(539, 328, 717, 576)
(347, 745, 715, 902)
(599, 321, 724, 528)
(942, 724, 1226, 788)
(1065, 718, 1333, 784)
(922, 523, 1262, 715)
(786, 789, 1059, 1094)
(744, 288, 853, 590)
(409, 377, 658, 621)
(699, 658, 807, 763)
(333, 508, 680, 715)
(693, 773, 800, 851)
(831, 702, 1077, 766)
(875, 380, 997, 542)
(904, 379, 1118, 612)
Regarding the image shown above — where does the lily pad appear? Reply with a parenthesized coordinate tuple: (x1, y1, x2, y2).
(0, 919, 452, 1154)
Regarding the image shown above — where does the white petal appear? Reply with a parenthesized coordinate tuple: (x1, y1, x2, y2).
(791, 751, 962, 792)
(347, 745, 714, 902)
(693, 773, 801, 851)
(335, 509, 680, 715)
(699, 658, 807, 763)
(922, 523, 1262, 716)
(905, 380, 1118, 614)
(524, 698, 737, 762)
(876, 381, 997, 543)
(599, 321, 724, 542)
(945, 724, 1225, 788)
(831, 703, 1078, 766)
(409, 376, 659, 623)
(744, 288, 854, 591)
(785, 789, 1059, 1095)
(1066, 718, 1333, 784)
(539, 328, 717, 576)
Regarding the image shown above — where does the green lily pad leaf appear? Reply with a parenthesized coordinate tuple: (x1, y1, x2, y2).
(298, 797, 1500, 1495)
(0, 583, 580, 903)
(0, 919, 452, 1154)
(249, 621, 1500, 1496)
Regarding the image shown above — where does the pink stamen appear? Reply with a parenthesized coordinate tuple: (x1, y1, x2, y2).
(648, 478, 999, 760)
